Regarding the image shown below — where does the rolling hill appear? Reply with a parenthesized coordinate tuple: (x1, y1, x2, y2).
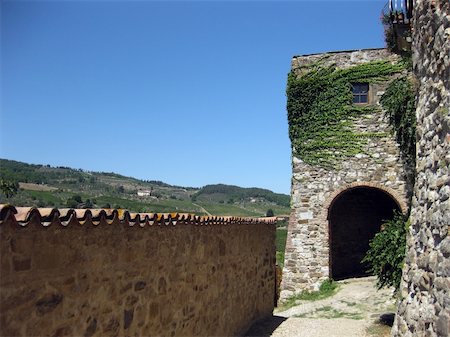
(0, 159, 290, 217)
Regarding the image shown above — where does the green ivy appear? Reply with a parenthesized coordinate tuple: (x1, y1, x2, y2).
(286, 59, 406, 168)
(380, 76, 416, 192)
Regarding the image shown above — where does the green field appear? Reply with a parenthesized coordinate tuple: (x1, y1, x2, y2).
(276, 227, 288, 267)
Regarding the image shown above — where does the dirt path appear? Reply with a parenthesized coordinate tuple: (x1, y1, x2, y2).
(192, 203, 211, 216)
(246, 277, 396, 337)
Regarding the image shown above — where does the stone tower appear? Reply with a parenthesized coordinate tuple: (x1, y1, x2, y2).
(281, 49, 413, 299)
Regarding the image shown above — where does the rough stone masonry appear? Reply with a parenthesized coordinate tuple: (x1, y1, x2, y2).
(281, 49, 412, 299)
(392, 1, 450, 336)
(0, 208, 276, 337)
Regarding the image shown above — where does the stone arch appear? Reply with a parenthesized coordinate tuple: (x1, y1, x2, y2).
(323, 182, 407, 280)
(322, 182, 407, 217)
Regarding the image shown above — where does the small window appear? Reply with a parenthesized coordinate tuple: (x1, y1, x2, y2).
(352, 83, 369, 104)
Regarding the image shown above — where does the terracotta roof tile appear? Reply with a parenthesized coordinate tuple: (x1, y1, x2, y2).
(0, 204, 276, 227)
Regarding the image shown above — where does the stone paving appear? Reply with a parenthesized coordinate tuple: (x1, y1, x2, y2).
(246, 277, 396, 337)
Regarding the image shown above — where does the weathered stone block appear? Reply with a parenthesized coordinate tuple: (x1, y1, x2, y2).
(12, 257, 31, 272)
(35, 293, 63, 316)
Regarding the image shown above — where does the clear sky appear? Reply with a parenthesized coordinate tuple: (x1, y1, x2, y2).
(1, 0, 386, 194)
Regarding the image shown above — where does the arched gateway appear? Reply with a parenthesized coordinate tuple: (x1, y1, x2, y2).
(326, 183, 405, 280)
(280, 49, 413, 300)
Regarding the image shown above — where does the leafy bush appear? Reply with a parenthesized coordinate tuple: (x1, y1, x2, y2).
(384, 24, 397, 51)
(66, 198, 79, 208)
(266, 209, 274, 217)
(73, 194, 82, 203)
(0, 178, 19, 198)
(362, 211, 408, 291)
(83, 199, 93, 209)
(66, 194, 83, 208)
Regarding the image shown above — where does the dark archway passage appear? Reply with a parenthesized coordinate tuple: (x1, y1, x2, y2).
(328, 187, 400, 280)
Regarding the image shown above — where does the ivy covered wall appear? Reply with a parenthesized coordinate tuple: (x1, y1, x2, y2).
(281, 49, 413, 298)
(287, 54, 410, 169)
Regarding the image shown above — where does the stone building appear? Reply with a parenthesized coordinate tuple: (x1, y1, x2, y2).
(393, 0, 450, 336)
(281, 49, 413, 298)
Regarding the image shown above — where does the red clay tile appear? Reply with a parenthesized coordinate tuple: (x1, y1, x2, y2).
(0, 205, 277, 227)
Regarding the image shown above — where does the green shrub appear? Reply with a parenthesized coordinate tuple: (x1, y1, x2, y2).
(362, 211, 408, 291)
(66, 198, 79, 208)
(384, 25, 397, 51)
(72, 194, 82, 203)
(0, 178, 19, 198)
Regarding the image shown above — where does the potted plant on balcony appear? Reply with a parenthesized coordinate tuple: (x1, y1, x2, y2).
(395, 10, 404, 23)
(380, 12, 391, 25)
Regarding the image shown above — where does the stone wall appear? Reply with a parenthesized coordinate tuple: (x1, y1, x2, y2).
(281, 49, 411, 299)
(393, 1, 450, 336)
(0, 206, 276, 336)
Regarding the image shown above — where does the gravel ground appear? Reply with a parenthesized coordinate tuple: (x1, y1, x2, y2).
(245, 277, 396, 337)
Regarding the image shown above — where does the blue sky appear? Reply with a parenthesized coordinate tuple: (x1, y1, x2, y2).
(1, 0, 386, 194)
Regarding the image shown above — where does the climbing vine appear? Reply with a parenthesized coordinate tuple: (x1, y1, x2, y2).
(286, 59, 406, 168)
(380, 76, 416, 192)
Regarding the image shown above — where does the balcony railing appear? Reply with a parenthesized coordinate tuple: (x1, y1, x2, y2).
(382, 0, 414, 24)
(381, 0, 414, 52)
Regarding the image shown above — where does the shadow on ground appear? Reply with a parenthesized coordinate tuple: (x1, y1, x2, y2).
(379, 312, 395, 326)
(366, 312, 395, 337)
(245, 315, 287, 337)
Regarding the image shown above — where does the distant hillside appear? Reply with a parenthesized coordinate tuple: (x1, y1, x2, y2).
(0, 159, 290, 217)
(192, 184, 290, 207)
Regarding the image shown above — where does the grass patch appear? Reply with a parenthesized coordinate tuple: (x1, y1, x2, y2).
(294, 306, 364, 320)
(197, 200, 291, 217)
(195, 201, 262, 216)
(366, 323, 392, 336)
(280, 279, 339, 310)
(95, 196, 201, 213)
(25, 190, 63, 204)
(276, 228, 287, 267)
(314, 306, 364, 320)
(342, 300, 357, 307)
